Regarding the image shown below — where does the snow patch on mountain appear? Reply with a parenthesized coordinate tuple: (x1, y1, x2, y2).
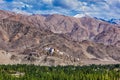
(74, 14, 86, 18)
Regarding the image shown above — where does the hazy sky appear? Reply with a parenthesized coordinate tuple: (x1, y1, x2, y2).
(0, 0, 120, 19)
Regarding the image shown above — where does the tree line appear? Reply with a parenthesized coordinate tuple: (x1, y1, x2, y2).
(0, 64, 120, 80)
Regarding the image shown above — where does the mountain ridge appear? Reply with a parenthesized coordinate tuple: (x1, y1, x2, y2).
(0, 10, 120, 66)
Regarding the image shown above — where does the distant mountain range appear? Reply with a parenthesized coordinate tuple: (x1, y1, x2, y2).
(94, 17, 120, 25)
(0, 10, 120, 66)
(107, 19, 120, 24)
(75, 14, 120, 25)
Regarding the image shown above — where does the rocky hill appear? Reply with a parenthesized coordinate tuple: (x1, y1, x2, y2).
(0, 10, 120, 66)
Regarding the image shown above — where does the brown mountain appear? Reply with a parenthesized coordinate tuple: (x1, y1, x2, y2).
(0, 10, 120, 66)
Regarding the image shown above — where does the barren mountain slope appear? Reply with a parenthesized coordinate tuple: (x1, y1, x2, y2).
(0, 10, 120, 45)
(0, 10, 120, 65)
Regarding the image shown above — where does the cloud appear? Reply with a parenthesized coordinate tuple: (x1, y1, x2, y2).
(0, 0, 4, 2)
(53, 0, 81, 9)
(0, 0, 120, 19)
(106, 0, 120, 14)
(75, 0, 120, 19)
(0, 0, 3, 1)
(42, 0, 53, 4)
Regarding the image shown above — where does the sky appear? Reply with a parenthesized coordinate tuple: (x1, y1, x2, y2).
(0, 0, 120, 20)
